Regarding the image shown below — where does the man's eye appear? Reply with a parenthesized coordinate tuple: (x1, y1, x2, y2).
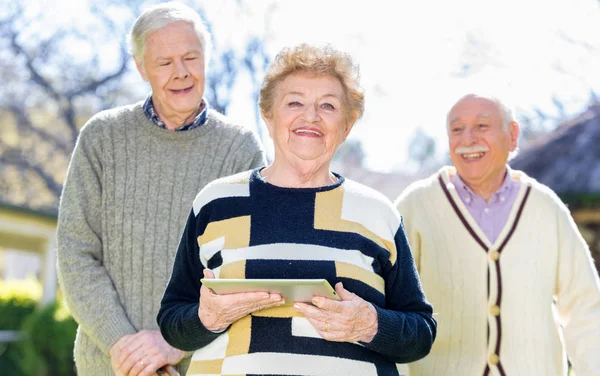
(185, 57, 197, 61)
(159, 62, 171, 66)
(478, 123, 489, 128)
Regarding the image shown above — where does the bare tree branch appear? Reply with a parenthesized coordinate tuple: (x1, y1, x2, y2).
(0, 150, 62, 197)
(4, 104, 70, 153)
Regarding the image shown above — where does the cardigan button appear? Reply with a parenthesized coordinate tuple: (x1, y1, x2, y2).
(489, 305, 500, 316)
(489, 250, 500, 261)
(489, 353, 500, 366)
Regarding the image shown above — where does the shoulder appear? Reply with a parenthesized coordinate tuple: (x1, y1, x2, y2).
(394, 169, 443, 209)
(192, 169, 254, 215)
(513, 170, 568, 214)
(341, 178, 401, 230)
(206, 110, 263, 150)
(79, 102, 143, 138)
(206, 110, 257, 137)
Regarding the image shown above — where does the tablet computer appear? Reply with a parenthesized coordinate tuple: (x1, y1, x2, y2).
(201, 278, 340, 303)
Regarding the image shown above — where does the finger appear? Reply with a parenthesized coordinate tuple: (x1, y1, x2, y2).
(110, 334, 133, 358)
(119, 346, 149, 375)
(203, 269, 215, 279)
(304, 316, 338, 340)
(138, 361, 161, 376)
(335, 282, 357, 301)
(294, 302, 326, 320)
(312, 295, 345, 314)
(116, 336, 145, 369)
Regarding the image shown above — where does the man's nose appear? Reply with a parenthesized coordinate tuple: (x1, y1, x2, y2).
(173, 60, 189, 78)
(462, 127, 475, 144)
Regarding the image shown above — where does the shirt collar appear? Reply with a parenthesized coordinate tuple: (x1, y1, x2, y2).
(453, 167, 514, 205)
(143, 94, 209, 131)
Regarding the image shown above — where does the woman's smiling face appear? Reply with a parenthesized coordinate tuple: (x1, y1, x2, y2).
(264, 72, 352, 167)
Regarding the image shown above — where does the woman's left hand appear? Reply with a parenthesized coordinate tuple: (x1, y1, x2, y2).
(293, 282, 378, 343)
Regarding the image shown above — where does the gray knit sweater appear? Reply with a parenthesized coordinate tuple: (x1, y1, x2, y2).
(56, 102, 265, 375)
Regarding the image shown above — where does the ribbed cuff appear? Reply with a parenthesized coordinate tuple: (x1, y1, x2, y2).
(93, 313, 137, 354)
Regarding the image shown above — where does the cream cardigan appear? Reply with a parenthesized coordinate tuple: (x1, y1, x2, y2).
(395, 166, 600, 376)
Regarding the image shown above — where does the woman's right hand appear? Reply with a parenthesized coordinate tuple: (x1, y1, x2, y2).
(198, 269, 285, 331)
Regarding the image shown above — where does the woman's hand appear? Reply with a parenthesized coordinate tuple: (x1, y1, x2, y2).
(198, 270, 285, 331)
(293, 282, 378, 343)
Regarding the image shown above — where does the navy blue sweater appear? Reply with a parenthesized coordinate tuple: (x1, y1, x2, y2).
(158, 168, 436, 376)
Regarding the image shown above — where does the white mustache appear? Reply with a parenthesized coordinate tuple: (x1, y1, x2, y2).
(455, 145, 489, 154)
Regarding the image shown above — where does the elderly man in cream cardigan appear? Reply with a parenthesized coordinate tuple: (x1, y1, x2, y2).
(395, 93, 600, 376)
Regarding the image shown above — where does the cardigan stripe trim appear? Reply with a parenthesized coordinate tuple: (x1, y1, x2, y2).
(437, 175, 488, 251)
(438, 174, 532, 376)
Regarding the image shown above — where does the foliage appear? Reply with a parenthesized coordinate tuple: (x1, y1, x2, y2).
(0, 279, 40, 375)
(559, 193, 600, 210)
(15, 302, 78, 376)
(0, 279, 77, 376)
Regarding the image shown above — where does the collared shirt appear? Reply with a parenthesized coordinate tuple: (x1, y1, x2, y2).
(143, 94, 209, 131)
(451, 167, 520, 243)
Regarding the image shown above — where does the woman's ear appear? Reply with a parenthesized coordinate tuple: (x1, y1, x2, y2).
(342, 118, 356, 141)
(261, 111, 274, 137)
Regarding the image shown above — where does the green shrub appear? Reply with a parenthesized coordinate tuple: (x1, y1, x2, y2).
(0, 279, 77, 376)
(16, 301, 78, 376)
(0, 279, 39, 375)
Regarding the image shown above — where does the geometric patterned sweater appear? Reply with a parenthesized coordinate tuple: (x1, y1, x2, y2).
(157, 168, 437, 376)
(395, 166, 600, 376)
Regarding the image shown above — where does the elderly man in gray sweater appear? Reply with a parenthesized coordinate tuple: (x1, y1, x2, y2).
(56, 3, 265, 375)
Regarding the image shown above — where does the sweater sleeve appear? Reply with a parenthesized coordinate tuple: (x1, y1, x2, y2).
(157, 209, 222, 351)
(554, 200, 600, 376)
(56, 122, 137, 354)
(360, 219, 437, 364)
(394, 194, 422, 271)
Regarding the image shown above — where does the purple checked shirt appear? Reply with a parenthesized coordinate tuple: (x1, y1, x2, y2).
(451, 168, 520, 243)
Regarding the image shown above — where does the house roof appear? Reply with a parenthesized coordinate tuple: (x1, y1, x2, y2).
(510, 103, 600, 195)
(0, 200, 58, 220)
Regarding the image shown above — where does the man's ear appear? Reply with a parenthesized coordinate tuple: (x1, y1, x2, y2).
(135, 59, 149, 82)
(509, 121, 520, 151)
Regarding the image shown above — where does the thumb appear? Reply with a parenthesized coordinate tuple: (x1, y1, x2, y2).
(335, 282, 356, 301)
(203, 269, 215, 279)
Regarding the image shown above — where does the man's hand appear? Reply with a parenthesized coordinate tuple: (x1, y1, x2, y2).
(109, 330, 185, 376)
(293, 282, 378, 343)
(199, 269, 286, 331)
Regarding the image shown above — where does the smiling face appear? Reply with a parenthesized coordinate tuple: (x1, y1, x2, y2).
(136, 21, 205, 127)
(263, 72, 353, 169)
(448, 95, 519, 187)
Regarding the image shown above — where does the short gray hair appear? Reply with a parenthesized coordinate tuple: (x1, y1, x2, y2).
(129, 1, 212, 69)
(446, 93, 516, 131)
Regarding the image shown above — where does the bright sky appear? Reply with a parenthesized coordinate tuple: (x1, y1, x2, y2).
(207, 0, 600, 172)
(37, 0, 600, 173)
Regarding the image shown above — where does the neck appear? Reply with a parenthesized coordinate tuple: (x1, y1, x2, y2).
(460, 168, 507, 201)
(261, 159, 336, 188)
(154, 99, 203, 131)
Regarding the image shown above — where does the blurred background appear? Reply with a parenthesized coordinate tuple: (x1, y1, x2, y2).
(0, 0, 598, 374)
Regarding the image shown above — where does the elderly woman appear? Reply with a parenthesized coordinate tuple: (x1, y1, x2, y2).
(157, 44, 436, 376)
